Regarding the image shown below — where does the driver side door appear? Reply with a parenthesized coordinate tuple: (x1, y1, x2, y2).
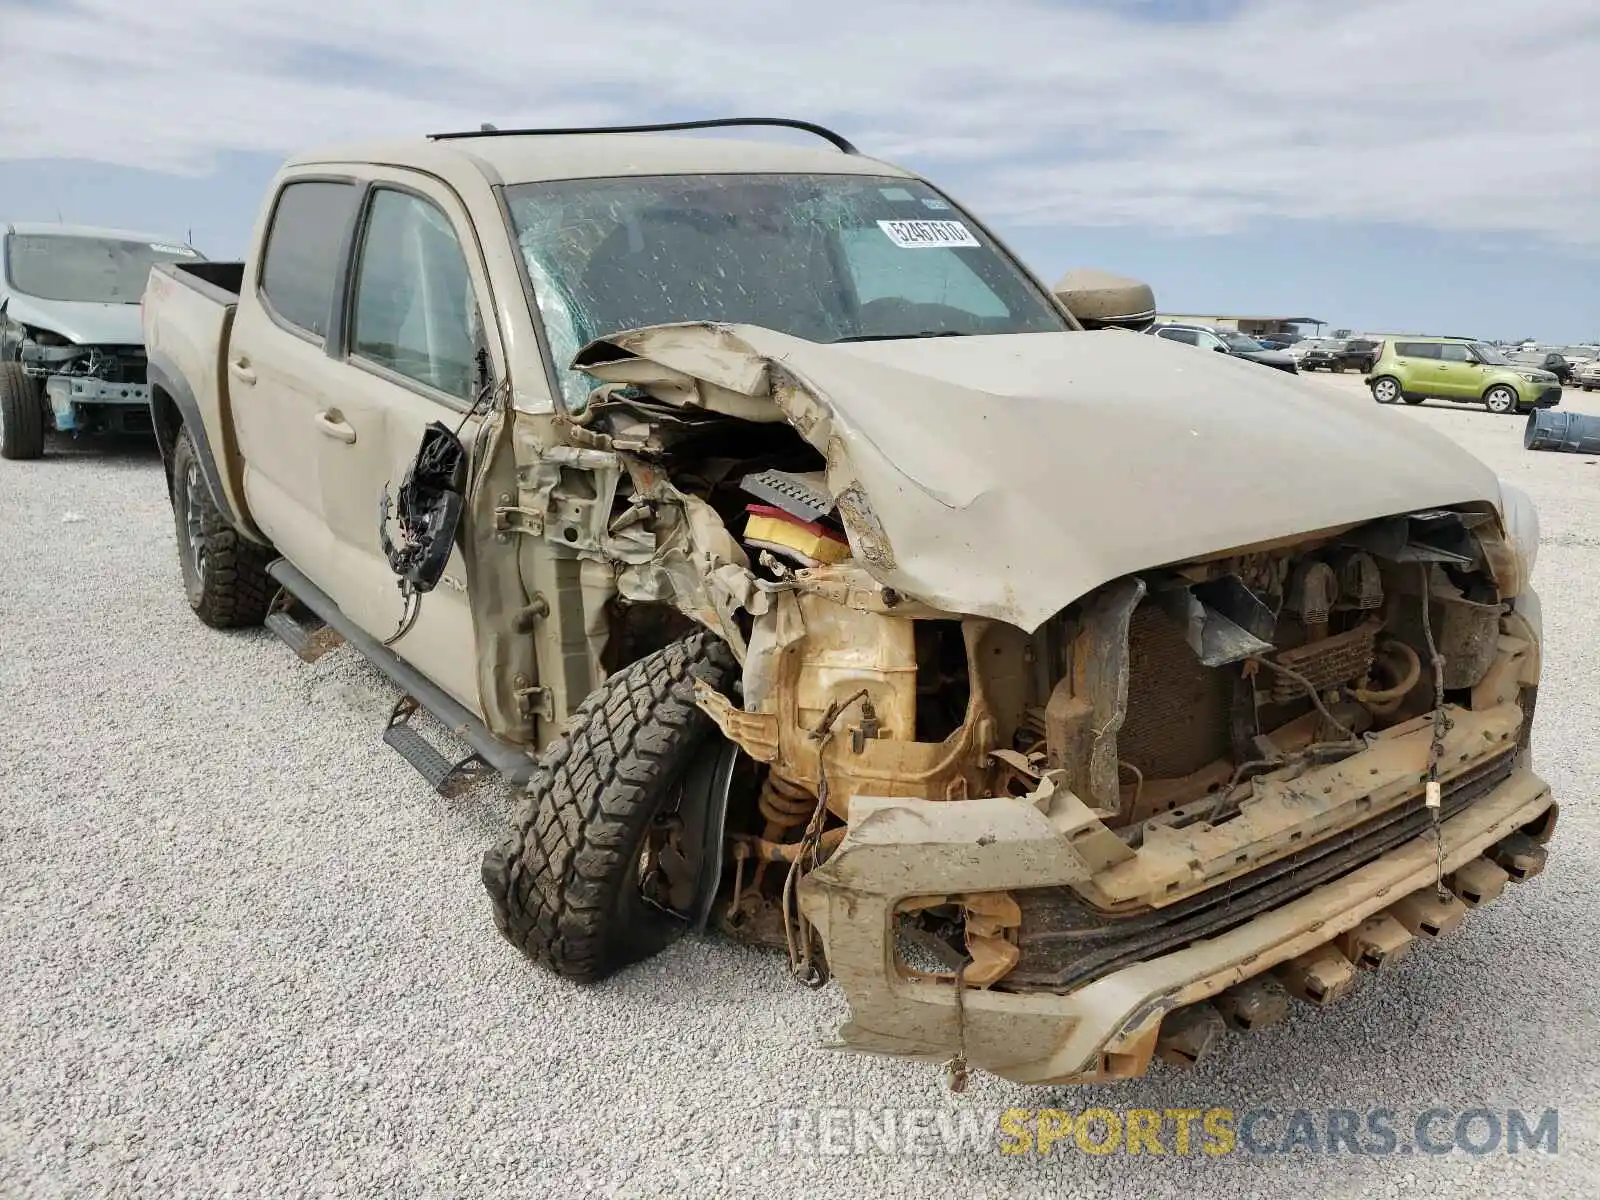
(1433, 341, 1481, 400)
(317, 174, 504, 713)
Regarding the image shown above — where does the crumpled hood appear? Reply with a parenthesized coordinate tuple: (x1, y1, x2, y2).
(578, 323, 1504, 630)
(1, 292, 145, 345)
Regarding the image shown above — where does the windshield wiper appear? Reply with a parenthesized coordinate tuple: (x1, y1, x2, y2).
(831, 330, 973, 343)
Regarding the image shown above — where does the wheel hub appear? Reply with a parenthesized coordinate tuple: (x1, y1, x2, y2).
(179, 457, 208, 602)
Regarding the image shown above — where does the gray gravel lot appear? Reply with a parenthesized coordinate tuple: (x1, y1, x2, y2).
(3, 378, 1599, 1198)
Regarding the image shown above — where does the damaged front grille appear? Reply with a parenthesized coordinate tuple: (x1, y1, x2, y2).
(1003, 749, 1517, 993)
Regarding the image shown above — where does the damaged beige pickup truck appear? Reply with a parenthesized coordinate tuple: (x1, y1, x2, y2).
(142, 118, 1554, 1087)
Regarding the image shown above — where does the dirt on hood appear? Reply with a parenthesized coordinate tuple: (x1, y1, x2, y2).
(575, 322, 1504, 630)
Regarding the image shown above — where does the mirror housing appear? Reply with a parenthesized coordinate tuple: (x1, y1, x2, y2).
(1052, 269, 1157, 330)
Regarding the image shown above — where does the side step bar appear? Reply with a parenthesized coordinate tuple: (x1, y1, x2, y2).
(264, 593, 345, 663)
(383, 696, 490, 794)
(266, 560, 536, 789)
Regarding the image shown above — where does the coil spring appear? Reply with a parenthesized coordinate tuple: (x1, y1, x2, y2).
(758, 772, 815, 832)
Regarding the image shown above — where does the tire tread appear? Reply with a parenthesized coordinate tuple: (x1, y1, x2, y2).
(482, 632, 736, 982)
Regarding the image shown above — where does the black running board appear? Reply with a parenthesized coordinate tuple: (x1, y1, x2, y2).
(266, 560, 536, 787)
(264, 598, 345, 663)
(383, 695, 490, 794)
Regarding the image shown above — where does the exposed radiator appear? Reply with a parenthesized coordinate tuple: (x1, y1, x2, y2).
(1119, 604, 1235, 780)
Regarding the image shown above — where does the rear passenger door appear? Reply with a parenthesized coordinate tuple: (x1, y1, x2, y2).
(229, 177, 363, 593)
(318, 174, 504, 713)
(1393, 341, 1442, 397)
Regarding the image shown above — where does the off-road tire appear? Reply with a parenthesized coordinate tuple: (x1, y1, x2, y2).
(170, 426, 274, 628)
(1371, 376, 1402, 405)
(483, 632, 738, 982)
(0, 362, 45, 460)
(1484, 385, 1519, 416)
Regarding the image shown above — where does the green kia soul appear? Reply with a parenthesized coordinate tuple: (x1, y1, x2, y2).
(1366, 336, 1562, 414)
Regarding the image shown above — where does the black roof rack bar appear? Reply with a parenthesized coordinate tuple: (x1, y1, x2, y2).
(428, 116, 860, 155)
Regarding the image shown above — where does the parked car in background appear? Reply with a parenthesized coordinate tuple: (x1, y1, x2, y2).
(1575, 359, 1600, 391)
(1367, 337, 1562, 414)
(1147, 322, 1299, 373)
(1507, 350, 1572, 385)
(1339, 337, 1381, 373)
(1291, 337, 1344, 370)
(0, 222, 203, 459)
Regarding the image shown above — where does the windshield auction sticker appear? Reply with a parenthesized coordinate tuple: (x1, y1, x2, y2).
(877, 219, 979, 249)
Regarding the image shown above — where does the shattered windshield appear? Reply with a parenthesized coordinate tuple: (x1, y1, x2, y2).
(4, 234, 201, 304)
(503, 173, 1068, 408)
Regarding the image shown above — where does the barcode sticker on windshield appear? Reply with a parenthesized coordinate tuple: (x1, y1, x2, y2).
(150, 243, 194, 255)
(877, 219, 978, 249)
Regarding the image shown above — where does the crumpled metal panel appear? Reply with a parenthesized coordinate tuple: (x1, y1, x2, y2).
(576, 322, 1505, 631)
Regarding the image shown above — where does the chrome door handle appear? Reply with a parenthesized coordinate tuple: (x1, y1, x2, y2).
(313, 410, 357, 444)
(228, 357, 256, 385)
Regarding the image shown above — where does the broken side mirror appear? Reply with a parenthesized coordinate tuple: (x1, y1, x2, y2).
(1052, 269, 1157, 330)
(379, 420, 468, 597)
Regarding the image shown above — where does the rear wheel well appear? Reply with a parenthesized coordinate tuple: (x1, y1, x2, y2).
(149, 384, 184, 497)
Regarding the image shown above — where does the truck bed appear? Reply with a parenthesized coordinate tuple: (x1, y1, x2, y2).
(143, 259, 257, 536)
(164, 260, 245, 304)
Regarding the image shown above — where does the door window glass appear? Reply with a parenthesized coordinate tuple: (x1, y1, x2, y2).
(1158, 327, 1199, 345)
(259, 180, 360, 339)
(349, 189, 479, 400)
(1395, 342, 1441, 359)
(1439, 343, 1473, 363)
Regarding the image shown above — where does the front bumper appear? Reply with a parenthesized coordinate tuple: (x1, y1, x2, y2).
(1531, 385, 1562, 408)
(800, 732, 1553, 1085)
(44, 376, 152, 432)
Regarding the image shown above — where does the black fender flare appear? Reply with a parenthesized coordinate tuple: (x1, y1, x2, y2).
(146, 351, 232, 512)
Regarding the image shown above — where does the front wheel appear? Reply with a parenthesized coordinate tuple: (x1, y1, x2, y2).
(170, 427, 275, 627)
(1484, 386, 1519, 415)
(483, 632, 739, 982)
(0, 362, 45, 460)
(1371, 376, 1402, 404)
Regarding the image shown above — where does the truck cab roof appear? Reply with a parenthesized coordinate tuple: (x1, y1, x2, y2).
(287, 131, 916, 187)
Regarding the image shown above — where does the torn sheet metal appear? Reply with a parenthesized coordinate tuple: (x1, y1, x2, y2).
(577, 323, 1504, 631)
(1154, 575, 1276, 667)
(614, 491, 763, 657)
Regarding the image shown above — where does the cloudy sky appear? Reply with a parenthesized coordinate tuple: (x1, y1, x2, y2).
(1, 0, 1595, 339)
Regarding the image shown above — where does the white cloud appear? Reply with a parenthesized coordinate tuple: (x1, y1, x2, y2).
(1, 0, 1596, 242)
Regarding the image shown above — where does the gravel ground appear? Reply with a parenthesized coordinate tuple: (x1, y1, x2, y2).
(3, 380, 1599, 1198)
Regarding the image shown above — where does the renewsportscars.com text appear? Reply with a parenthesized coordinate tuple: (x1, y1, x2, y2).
(774, 1106, 1559, 1158)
